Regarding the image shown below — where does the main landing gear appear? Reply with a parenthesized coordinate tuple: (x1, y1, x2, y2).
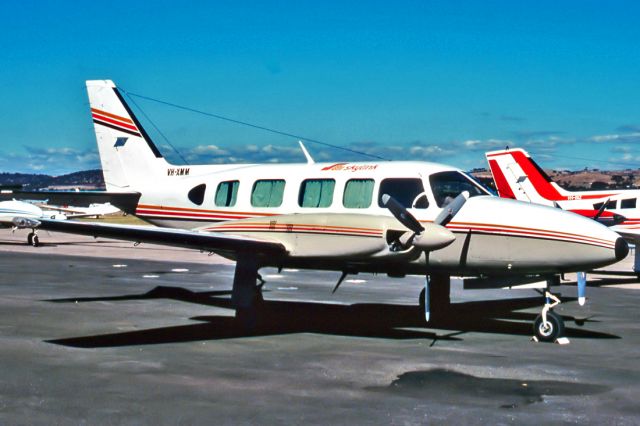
(419, 274, 450, 322)
(27, 230, 40, 247)
(232, 254, 265, 331)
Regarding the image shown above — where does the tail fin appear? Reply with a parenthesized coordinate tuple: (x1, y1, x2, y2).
(87, 80, 169, 191)
(485, 148, 563, 205)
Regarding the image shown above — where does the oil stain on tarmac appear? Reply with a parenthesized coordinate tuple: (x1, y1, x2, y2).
(370, 369, 609, 409)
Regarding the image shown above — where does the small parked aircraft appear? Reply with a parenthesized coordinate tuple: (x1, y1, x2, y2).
(486, 147, 640, 273)
(14, 81, 629, 342)
(37, 202, 121, 219)
(0, 199, 68, 246)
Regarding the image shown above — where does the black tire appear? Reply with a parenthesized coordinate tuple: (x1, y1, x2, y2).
(31, 235, 40, 247)
(419, 288, 426, 310)
(533, 311, 565, 342)
(27, 232, 34, 246)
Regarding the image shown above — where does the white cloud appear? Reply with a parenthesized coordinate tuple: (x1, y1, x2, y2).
(590, 133, 640, 143)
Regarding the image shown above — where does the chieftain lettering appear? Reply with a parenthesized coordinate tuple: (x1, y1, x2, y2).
(321, 163, 379, 172)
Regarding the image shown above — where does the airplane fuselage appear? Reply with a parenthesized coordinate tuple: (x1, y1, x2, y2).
(122, 160, 626, 276)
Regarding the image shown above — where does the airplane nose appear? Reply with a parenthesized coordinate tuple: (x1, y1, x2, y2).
(615, 237, 629, 261)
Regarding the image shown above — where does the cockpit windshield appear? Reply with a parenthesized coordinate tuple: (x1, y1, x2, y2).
(429, 171, 489, 207)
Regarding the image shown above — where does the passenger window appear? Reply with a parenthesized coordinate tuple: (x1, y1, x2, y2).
(378, 178, 427, 209)
(593, 200, 618, 210)
(215, 180, 239, 207)
(187, 183, 206, 206)
(299, 179, 335, 208)
(621, 198, 636, 209)
(429, 171, 487, 207)
(251, 179, 285, 207)
(343, 179, 374, 208)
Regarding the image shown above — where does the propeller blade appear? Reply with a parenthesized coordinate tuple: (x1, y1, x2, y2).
(593, 199, 609, 220)
(435, 191, 469, 226)
(577, 271, 587, 306)
(424, 277, 431, 322)
(381, 194, 424, 234)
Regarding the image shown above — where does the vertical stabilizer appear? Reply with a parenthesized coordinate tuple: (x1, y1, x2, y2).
(87, 80, 169, 192)
(485, 148, 561, 205)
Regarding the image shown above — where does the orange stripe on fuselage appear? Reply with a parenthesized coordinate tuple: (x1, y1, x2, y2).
(447, 221, 614, 245)
(209, 223, 382, 235)
(137, 204, 277, 217)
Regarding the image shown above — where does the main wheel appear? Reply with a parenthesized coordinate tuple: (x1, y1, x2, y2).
(533, 311, 565, 342)
(27, 232, 34, 246)
(234, 288, 265, 332)
(31, 235, 40, 247)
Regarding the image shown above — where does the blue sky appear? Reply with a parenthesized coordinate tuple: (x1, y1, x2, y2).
(1, 1, 639, 174)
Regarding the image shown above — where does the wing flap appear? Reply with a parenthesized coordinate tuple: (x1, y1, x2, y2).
(29, 218, 286, 256)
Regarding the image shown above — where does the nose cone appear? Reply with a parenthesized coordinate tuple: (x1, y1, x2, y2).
(451, 196, 628, 273)
(615, 237, 630, 261)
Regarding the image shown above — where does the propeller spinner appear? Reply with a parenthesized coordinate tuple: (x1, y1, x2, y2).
(381, 194, 455, 251)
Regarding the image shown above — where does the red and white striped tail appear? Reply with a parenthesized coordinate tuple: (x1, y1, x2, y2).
(86, 80, 168, 191)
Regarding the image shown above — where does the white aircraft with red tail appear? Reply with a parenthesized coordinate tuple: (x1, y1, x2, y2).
(14, 81, 630, 342)
(486, 147, 640, 272)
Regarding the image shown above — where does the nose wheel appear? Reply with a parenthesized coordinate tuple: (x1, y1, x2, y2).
(533, 310, 564, 342)
(533, 290, 565, 342)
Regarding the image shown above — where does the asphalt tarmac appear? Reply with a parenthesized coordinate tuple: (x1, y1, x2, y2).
(1, 231, 640, 425)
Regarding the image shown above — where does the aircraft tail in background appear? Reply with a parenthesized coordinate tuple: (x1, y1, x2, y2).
(484, 148, 611, 205)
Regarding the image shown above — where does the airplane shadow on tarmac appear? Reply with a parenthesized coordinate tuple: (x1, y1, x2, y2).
(43, 284, 619, 348)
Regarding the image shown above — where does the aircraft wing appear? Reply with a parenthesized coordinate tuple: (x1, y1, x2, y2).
(0, 191, 140, 215)
(612, 227, 640, 244)
(21, 218, 286, 258)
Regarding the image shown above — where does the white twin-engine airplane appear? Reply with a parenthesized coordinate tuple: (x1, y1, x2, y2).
(0, 200, 68, 246)
(486, 148, 640, 273)
(14, 80, 629, 342)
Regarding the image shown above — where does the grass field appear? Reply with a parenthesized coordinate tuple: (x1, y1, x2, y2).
(76, 214, 151, 226)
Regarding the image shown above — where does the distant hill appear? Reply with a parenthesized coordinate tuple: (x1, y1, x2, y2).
(2, 166, 639, 192)
(0, 170, 105, 190)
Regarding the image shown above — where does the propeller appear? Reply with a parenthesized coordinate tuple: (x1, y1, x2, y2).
(381, 194, 455, 251)
(382, 191, 470, 322)
(576, 271, 587, 306)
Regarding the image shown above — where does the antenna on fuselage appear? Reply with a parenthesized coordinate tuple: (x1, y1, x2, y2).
(298, 141, 315, 164)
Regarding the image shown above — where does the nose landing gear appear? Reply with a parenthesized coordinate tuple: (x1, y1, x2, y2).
(533, 290, 566, 343)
